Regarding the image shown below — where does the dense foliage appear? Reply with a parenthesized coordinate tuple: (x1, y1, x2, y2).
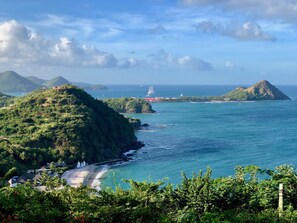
(1, 165, 297, 222)
(0, 85, 141, 176)
(104, 98, 155, 113)
(0, 93, 13, 107)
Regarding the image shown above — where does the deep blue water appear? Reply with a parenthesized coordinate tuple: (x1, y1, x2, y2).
(88, 85, 297, 189)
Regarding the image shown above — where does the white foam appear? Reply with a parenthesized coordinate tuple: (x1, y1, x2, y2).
(91, 165, 109, 190)
(123, 150, 137, 156)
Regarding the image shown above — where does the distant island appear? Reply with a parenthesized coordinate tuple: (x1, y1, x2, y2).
(0, 85, 142, 176)
(0, 70, 108, 92)
(104, 97, 156, 113)
(146, 80, 290, 102)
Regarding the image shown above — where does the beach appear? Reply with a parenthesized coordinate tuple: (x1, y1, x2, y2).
(62, 164, 109, 190)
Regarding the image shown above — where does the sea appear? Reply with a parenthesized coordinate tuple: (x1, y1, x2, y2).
(88, 85, 297, 189)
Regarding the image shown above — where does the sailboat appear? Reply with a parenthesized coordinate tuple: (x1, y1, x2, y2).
(146, 86, 155, 97)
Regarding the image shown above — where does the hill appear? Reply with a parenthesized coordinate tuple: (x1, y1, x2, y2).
(0, 85, 142, 176)
(104, 97, 155, 113)
(0, 71, 43, 92)
(224, 80, 290, 100)
(26, 76, 46, 85)
(43, 76, 71, 88)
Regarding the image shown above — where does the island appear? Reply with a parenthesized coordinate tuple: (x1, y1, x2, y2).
(104, 97, 156, 113)
(0, 85, 142, 177)
(145, 80, 290, 103)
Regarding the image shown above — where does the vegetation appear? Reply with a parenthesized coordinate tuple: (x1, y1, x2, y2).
(43, 76, 71, 88)
(104, 98, 155, 113)
(1, 164, 297, 222)
(0, 92, 13, 107)
(0, 85, 142, 176)
(223, 80, 290, 100)
(126, 117, 142, 130)
(0, 71, 42, 92)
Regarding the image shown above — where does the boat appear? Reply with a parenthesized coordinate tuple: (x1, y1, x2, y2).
(146, 86, 155, 97)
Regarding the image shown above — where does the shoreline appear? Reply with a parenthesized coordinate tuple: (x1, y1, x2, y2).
(61, 164, 110, 189)
(61, 157, 134, 190)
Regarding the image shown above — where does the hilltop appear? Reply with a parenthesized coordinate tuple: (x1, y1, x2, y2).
(43, 76, 71, 88)
(0, 71, 43, 92)
(223, 80, 290, 100)
(0, 85, 141, 176)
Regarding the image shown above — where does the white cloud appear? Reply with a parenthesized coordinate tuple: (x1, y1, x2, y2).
(196, 21, 275, 41)
(118, 57, 141, 68)
(0, 20, 118, 68)
(148, 50, 213, 70)
(224, 60, 235, 70)
(181, 0, 297, 24)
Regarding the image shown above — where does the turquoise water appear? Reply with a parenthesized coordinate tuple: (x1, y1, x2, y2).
(90, 85, 297, 189)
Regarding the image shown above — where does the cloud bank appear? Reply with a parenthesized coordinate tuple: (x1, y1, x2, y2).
(0, 20, 215, 72)
(0, 20, 118, 68)
(148, 50, 213, 71)
(196, 21, 275, 41)
(182, 0, 297, 24)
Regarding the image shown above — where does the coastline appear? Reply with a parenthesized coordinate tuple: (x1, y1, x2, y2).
(61, 156, 135, 190)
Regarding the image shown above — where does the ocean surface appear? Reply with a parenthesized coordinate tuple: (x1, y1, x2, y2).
(88, 85, 297, 189)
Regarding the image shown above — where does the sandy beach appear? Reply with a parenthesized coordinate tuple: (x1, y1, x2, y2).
(62, 164, 109, 190)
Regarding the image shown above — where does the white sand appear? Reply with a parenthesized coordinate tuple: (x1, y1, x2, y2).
(62, 164, 109, 189)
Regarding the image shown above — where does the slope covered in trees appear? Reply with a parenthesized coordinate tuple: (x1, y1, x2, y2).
(104, 97, 155, 113)
(0, 85, 141, 176)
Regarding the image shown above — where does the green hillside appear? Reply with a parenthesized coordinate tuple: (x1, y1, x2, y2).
(104, 97, 155, 113)
(0, 92, 13, 106)
(26, 76, 46, 85)
(0, 85, 141, 176)
(43, 76, 71, 88)
(0, 71, 42, 92)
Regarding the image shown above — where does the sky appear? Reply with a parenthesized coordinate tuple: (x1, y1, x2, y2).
(0, 0, 297, 85)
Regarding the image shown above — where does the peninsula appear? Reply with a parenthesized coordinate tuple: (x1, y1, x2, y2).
(145, 80, 290, 103)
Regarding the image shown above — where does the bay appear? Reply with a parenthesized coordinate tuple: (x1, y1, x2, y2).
(88, 85, 297, 189)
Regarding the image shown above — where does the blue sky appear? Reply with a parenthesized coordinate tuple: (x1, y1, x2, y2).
(0, 0, 297, 84)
